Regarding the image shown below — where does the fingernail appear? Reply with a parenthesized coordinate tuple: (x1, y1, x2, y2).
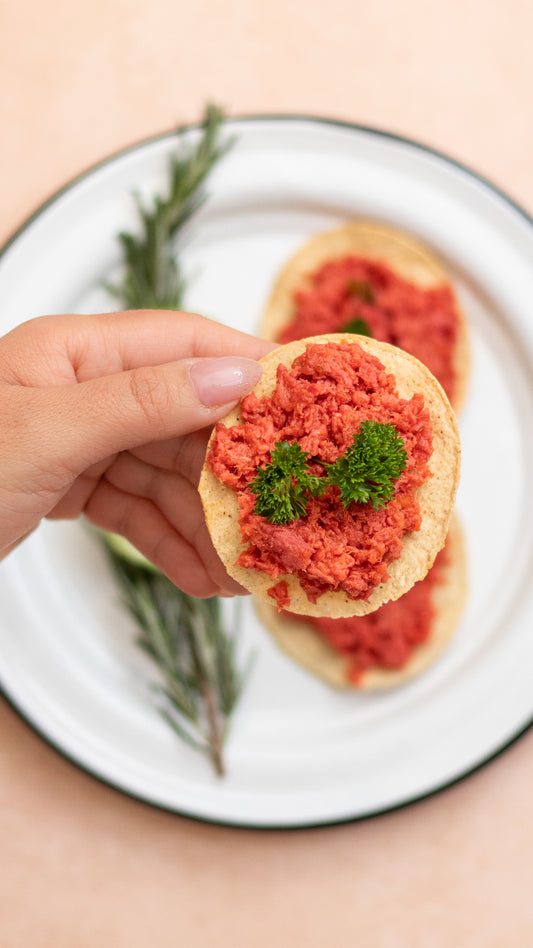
(189, 357, 263, 408)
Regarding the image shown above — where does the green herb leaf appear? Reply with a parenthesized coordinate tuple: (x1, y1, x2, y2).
(104, 103, 233, 310)
(251, 424, 407, 524)
(347, 278, 375, 303)
(340, 317, 372, 337)
(250, 440, 324, 525)
(325, 420, 407, 510)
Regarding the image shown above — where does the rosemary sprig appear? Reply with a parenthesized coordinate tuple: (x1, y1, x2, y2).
(102, 105, 251, 777)
(105, 103, 233, 309)
(105, 548, 251, 777)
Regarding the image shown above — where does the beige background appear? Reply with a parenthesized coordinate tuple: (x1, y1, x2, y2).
(1, 1, 533, 945)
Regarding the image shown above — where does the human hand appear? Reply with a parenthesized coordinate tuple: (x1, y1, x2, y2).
(0, 309, 274, 597)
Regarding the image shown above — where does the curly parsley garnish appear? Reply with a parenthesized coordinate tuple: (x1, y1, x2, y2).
(340, 317, 372, 337)
(251, 423, 407, 523)
(347, 278, 375, 304)
(339, 279, 375, 336)
(250, 440, 324, 525)
(325, 420, 407, 510)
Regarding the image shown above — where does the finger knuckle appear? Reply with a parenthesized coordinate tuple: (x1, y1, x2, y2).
(128, 367, 173, 426)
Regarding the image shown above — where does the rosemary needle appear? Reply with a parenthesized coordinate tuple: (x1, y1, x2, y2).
(106, 550, 251, 777)
(101, 105, 252, 777)
(105, 102, 233, 310)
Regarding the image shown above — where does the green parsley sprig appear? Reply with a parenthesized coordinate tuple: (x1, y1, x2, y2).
(250, 422, 407, 524)
(339, 278, 375, 336)
(340, 317, 372, 337)
(325, 420, 407, 510)
(250, 440, 323, 526)
(347, 278, 375, 303)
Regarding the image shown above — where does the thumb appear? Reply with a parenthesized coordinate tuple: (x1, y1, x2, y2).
(43, 356, 263, 470)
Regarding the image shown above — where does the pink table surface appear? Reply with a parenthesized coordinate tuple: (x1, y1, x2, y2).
(1, 2, 533, 945)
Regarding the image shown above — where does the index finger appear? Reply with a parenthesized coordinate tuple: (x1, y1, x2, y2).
(69, 310, 276, 380)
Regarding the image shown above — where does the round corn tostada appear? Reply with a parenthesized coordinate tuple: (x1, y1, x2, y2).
(198, 333, 461, 618)
(254, 513, 466, 690)
(260, 220, 470, 412)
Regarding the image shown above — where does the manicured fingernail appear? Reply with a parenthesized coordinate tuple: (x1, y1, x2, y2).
(189, 357, 263, 408)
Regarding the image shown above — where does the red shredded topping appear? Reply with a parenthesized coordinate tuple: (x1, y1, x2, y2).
(207, 341, 433, 607)
(268, 581, 291, 610)
(279, 256, 459, 403)
(294, 544, 448, 683)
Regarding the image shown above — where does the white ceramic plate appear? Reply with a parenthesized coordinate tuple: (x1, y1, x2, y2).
(1, 117, 533, 829)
